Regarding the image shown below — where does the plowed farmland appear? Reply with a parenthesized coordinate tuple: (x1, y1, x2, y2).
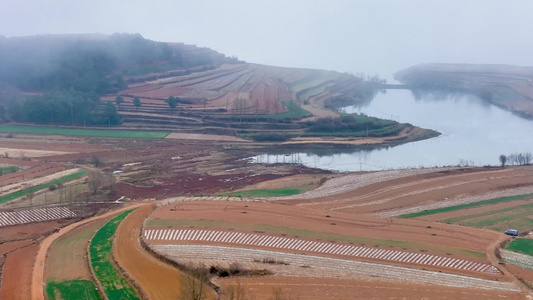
(114, 205, 217, 299)
(142, 166, 533, 298)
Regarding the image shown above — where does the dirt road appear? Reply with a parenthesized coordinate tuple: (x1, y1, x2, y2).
(113, 205, 190, 300)
(30, 202, 148, 300)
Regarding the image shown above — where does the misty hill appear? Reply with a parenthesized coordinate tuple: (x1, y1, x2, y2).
(0, 33, 236, 94)
(0, 34, 386, 126)
(0, 33, 238, 125)
(395, 63, 533, 119)
(0, 34, 436, 146)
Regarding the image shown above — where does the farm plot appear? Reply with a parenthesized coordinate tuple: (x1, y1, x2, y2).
(147, 201, 498, 258)
(274, 167, 533, 216)
(151, 244, 518, 292)
(89, 209, 139, 300)
(439, 201, 533, 232)
(501, 249, 533, 271)
(0, 147, 73, 158)
(0, 124, 170, 139)
(45, 216, 111, 282)
(145, 229, 499, 274)
(166, 132, 250, 142)
(215, 276, 524, 300)
(0, 206, 76, 227)
(44, 216, 112, 300)
(0, 243, 39, 300)
(0, 163, 65, 187)
(45, 280, 100, 300)
(0, 169, 87, 204)
(113, 205, 207, 300)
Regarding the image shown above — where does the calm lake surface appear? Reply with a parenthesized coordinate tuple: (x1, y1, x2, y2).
(251, 90, 533, 172)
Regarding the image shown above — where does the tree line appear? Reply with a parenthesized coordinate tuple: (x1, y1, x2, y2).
(499, 152, 532, 167)
(4, 89, 121, 125)
(0, 34, 187, 126)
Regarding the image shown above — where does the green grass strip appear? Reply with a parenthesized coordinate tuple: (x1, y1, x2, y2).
(224, 187, 305, 197)
(268, 101, 310, 119)
(46, 279, 101, 300)
(0, 124, 169, 139)
(445, 202, 533, 224)
(400, 193, 533, 219)
(90, 209, 139, 300)
(0, 170, 88, 204)
(507, 238, 533, 256)
(0, 166, 19, 174)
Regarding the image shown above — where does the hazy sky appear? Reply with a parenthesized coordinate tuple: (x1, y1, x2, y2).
(2, 0, 533, 81)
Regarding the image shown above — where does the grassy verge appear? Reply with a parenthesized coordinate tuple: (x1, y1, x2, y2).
(507, 238, 533, 256)
(0, 124, 169, 139)
(46, 279, 100, 300)
(146, 219, 484, 258)
(400, 193, 533, 219)
(90, 209, 139, 300)
(0, 170, 88, 204)
(0, 166, 19, 174)
(269, 101, 310, 119)
(223, 187, 308, 197)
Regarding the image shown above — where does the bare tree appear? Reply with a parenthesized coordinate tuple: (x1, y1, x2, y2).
(223, 280, 252, 300)
(270, 288, 299, 300)
(91, 155, 101, 168)
(25, 184, 35, 206)
(499, 154, 507, 168)
(88, 169, 105, 195)
(180, 266, 210, 300)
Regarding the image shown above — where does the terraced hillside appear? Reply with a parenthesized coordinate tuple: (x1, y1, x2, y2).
(395, 63, 533, 118)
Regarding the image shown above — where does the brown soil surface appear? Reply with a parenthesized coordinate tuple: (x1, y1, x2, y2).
(0, 220, 67, 243)
(31, 202, 148, 300)
(278, 167, 533, 215)
(148, 201, 499, 261)
(0, 243, 39, 300)
(0, 139, 113, 153)
(44, 216, 111, 282)
(0, 168, 81, 197)
(232, 173, 332, 192)
(114, 205, 217, 299)
(216, 276, 526, 300)
(506, 264, 533, 288)
(0, 239, 34, 255)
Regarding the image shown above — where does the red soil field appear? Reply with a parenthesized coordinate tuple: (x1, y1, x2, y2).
(148, 201, 501, 266)
(0, 243, 39, 300)
(216, 276, 526, 300)
(0, 220, 66, 243)
(30, 202, 149, 300)
(277, 167, 533, 215)
(114, 205, 216, 299)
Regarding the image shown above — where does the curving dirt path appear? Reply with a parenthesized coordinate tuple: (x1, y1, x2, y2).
(30, 202, 148, 300)
(113, 205, 198, 300)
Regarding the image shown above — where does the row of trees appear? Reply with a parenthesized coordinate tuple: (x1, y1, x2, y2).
(114, 95, 180, 111)
(499, 152, 532, 167)
(0, 33, 178, 92)
(5, 89, 121, 125)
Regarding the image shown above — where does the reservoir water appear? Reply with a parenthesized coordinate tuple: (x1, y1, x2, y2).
(251, 90, 533, 172)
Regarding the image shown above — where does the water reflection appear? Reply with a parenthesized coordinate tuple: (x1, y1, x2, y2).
(250, 90, 533, 172)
